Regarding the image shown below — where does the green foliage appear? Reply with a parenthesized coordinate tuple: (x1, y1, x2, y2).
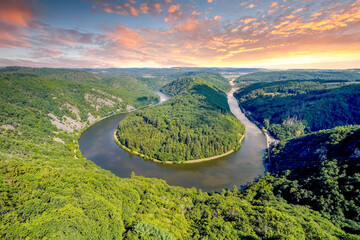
(1, 68, 359, 239)
(117, 81, 244, 162)
(161, 72, 231, 96)
(131, 222, 175, 240)
(0, 66, 102, 83)
(160, 76, 197, 96)
(187, 71, 232, 92)
(268, 126, 360, 234)
(235, 80, 360, 140)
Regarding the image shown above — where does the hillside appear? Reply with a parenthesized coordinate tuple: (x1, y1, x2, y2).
(267, 126, 360, 234)
(234, 80, 360, 140)
(116, 78, 244, 163)
(1, 70, 360, 238)
(235, 70, 360, 84)
(89, 68, 237, 90)
(161, 72, 231, 95)
(0, 71, 158, 158)
(0, 66, 102, 83)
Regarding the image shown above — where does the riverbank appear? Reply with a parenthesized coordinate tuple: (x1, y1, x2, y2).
(114, 130, 245, 164)
(79, 83, 266, 192)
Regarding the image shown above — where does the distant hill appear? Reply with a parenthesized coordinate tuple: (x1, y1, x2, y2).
(0, 71, 158, 138)
(86, 67, 263, 90)
(235, 80, 360, 140)
(161, 72, 231, 96)
(85, 68, 191, 90)
(86, 67, 263, 77)
(116, 77, 244, 162)
(0, 66, 102, 83)
(235, 70, 360, 83)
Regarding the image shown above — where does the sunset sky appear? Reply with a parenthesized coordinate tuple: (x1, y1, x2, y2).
(0, 0, 359, 69)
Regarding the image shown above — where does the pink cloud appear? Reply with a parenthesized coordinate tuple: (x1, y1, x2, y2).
(0, 0, 36, 48)
(246, 4, 255, 9)
(241, 18, 257, 24)
(2, 0, 360, 69)
(168, 4, 180, 13)
(91, 0, 168, 16)
(153, 2, 162, 14)
(270, 2, 279, 8)
(0, 0, 35, 27)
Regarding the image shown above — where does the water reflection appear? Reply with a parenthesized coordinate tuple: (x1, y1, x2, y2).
(79, 89, 266, 192)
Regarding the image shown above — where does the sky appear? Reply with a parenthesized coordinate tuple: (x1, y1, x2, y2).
(0, 0, 359, 69)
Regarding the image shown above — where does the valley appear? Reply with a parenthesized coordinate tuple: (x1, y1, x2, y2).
(1, 67, 359, 239)
(79, 77, 266, 192)
(2, 0, 360, 238)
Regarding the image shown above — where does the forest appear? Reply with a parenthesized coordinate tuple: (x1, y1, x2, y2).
(234, 80, 360, 140)
(160, 72, 231, 95)
(267, 125, 360, 234)
(1, 67, 360, 239)
(116, 77, 244, 162)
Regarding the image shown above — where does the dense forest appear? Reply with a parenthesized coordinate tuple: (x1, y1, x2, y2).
(116, 77, 244, 162)
(1, 67, 360, 239)
(161, 72, 231, 95)
(235, 70, 360, 84)
(234, 80, 360, 140)
(267, 125, 360, 234)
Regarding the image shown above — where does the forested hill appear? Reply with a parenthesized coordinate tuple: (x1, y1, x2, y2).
(0, 71, 158, 153)
(88, 68, 239, 90)
(234, 80, 360, 140)
(235, 70, 360, 83)
(0, 66, 102, 83)
(267, 125, 360, 234)
(1, 69, 359, 239)
(116, 79, 244, 162)
(160, 72, 231, 96)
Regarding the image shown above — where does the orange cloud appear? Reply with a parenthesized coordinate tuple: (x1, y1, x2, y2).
(103, 7, 114, 13)
(107, 25, 145, 49)
(0, 0, 35, 27)
(291, 8, 303, 14)
(271, 3, 360, 36)
(270, 2, 279, 8)
(247, 4, 256, 9)
(192, 11, 202, 16)
(154, 3, 162, 14)
(241, 18, 257, 24)
(94, 0, 166, 16)
(168, 4, 180, 13)
(311, 12, 322, 18)
(140, 3, 149, 14)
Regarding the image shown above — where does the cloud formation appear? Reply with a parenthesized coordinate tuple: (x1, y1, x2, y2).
(0, 0, 359, 68)
(0, 0, 36, 48)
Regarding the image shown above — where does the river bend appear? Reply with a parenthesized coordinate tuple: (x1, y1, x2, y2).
(79, 88, 266, 192)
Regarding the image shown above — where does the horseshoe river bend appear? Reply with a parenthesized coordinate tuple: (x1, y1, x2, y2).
(79, 87, 266, 192)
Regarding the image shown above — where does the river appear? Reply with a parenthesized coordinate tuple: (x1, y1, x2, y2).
(79, 88, 266, 192)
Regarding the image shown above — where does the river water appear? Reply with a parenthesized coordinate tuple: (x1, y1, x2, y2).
(79, 88, 266, 192)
